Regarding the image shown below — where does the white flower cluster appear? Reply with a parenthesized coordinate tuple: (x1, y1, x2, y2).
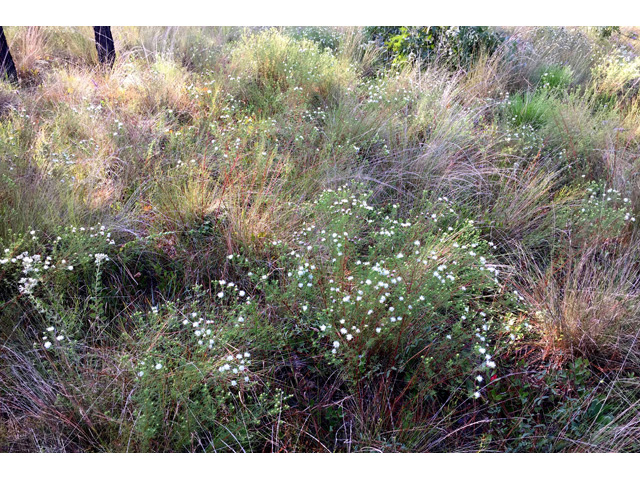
(218, 352, 252, 386)
(41, 325, 66, 350)
(94, 253, 110, 265)
(182, 311, 218, 348)
(215, 278, 251, 304)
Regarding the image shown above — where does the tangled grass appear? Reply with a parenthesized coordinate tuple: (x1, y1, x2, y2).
(2, 26, 640, 452)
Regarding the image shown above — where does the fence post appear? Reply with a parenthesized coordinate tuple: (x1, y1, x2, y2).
(93, 26, 116, 68)
(0, 27, 18, 84)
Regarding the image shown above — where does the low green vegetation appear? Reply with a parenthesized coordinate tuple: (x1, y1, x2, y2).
(1, 26, 640, 452)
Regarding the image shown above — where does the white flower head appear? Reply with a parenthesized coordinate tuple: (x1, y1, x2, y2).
(94, 253, 109, 265)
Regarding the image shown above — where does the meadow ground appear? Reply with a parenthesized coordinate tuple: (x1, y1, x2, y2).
(1, 26, 640, 452)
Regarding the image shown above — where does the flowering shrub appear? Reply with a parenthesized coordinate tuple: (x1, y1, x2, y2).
(0, 223, 115, 341)
(287, 26, 346, 52)
(114, 184, 536, 449)
(567, 182, 635, 242)
(128, 290, 290, 452)
(534, 181, 636, 253)
(241, 186, 529, 406)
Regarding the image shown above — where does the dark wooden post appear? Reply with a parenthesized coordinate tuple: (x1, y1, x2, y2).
(93, 26, 116, 68)
(0, 27, 18, 84)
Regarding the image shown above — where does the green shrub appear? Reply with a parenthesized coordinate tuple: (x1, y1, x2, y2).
(128, 290, 290, 452)
(594, 26, 621, 39)
(365, 26, 504, 68)
(0, 223, 117, 339)
(241, 186, 530, 446)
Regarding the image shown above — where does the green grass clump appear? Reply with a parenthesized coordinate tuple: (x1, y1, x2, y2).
(535, 64, 574, 91)
(228, 29, 355, 117)
(504, 91, 556, 128)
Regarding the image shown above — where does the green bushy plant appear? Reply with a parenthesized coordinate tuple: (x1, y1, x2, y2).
(481, 357, 615, 452)
(233, 185, 531, 448)
(0, 223, 117, 340)
(128, 288, 291, 452)
(365, 26, 504, 68)
(594, 26, 621, 39)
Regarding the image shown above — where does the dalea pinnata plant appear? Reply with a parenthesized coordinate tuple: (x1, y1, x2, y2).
(0, 224, 116, 343)
(247, 185, 529, 406)
(543, 181, 636, 252)
(127, 286, 291, 452)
